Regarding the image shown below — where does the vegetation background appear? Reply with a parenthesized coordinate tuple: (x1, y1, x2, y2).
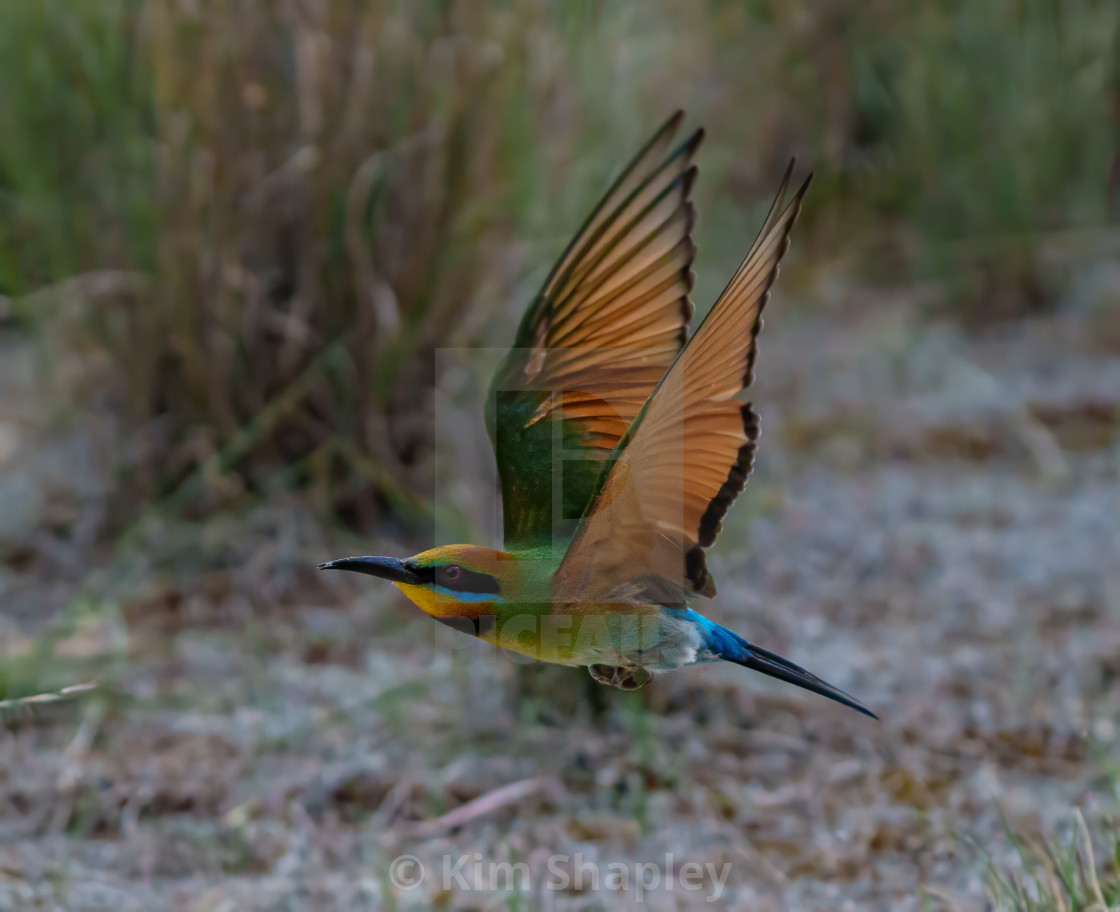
(1, 1, 1118, 909)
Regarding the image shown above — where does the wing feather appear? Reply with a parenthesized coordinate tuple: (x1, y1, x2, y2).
(488, 114, 702, 548)
(555, 165, 811, 600)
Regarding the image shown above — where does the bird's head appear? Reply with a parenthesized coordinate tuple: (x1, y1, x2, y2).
(319, 544, 518, 619)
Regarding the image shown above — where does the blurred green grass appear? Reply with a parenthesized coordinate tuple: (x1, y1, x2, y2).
(967, 810, 1120, 912)
(1, 0, 1115, 535)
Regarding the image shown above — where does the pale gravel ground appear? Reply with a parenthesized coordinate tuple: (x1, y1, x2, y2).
(0, 304, 1117, 910)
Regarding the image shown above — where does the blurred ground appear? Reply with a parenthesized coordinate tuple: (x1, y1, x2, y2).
(2, 293, 1118, 911)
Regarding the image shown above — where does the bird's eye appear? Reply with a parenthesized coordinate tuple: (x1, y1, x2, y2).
(444, 565, 461, 582)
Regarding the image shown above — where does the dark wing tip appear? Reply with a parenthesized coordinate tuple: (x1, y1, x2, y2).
(681, 126, 705, 157)
(681, 164, 699, 197)
(685, 544, 716, 596)
(684, 162, 812, 578)
(657, 110, 686, 144)
(695, 404, 760, 549)
(781, 156, 796, 184)
(673, 182, 699, 348)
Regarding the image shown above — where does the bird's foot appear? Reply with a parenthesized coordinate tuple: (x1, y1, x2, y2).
(588, 664, 652, 691)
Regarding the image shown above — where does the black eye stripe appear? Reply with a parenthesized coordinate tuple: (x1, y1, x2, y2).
(436, 565, 501, 595)
(404, 561, 501, 595)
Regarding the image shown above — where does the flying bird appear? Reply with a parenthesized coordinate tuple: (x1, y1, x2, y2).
(321, 112, 875, 718)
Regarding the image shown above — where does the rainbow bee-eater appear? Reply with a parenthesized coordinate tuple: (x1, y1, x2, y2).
(321, 112, 875, 718)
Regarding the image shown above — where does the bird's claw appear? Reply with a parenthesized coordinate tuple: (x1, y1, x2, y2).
(588, 664, 652, 691)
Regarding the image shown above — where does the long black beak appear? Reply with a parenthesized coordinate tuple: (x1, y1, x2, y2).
(317, 555, 423, 585)
(740, 641, 878, 719)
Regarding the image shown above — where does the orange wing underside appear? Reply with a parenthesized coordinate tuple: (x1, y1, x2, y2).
(519, 115, 701, 456)
(488, 113, 708, 548)
(555, 164, 812, 603)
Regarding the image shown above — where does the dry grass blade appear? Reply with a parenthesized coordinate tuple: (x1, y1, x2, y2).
(400, 777, 564, 839)
(921, 886, 965, 911)
(344, 124, 447, 341)
(1024, 833, 1067, 912)
(0, 682, 98, 712)
(1075, 809, 1108, 911)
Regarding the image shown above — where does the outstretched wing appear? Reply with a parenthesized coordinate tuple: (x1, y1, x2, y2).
(554, 164, 810, 602)
(487, 112, 702, 549)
